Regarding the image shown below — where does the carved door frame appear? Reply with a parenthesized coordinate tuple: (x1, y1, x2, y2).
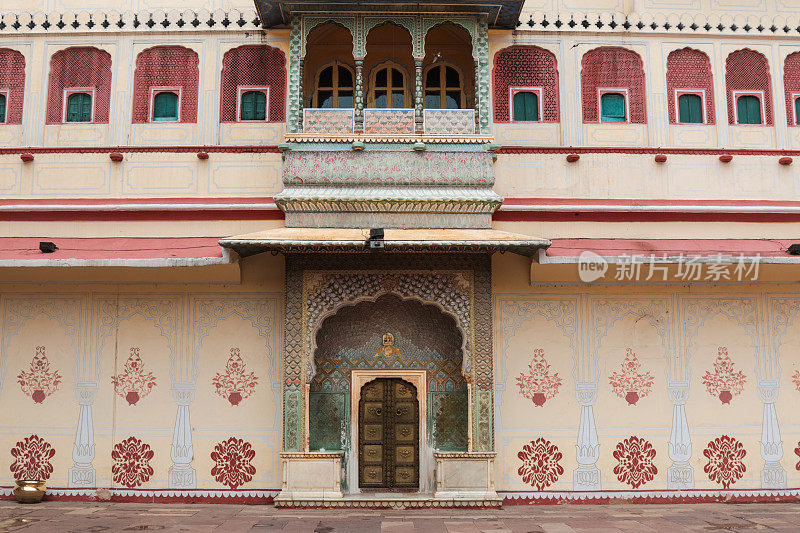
(350, 370, 428, 493)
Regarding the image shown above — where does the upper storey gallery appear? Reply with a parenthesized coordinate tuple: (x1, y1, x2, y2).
(1, 1, 800, 149)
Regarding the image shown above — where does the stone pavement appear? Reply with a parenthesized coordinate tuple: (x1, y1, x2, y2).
(1, 501, 800, 532)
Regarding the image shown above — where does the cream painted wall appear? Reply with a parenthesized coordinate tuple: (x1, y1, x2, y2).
(0, 253, 284, 493)
(492, 251, 799, 495)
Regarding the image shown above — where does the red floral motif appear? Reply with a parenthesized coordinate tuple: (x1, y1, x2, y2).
(10, 435, 55, 480)
(792, 369, 800, 392)
(212, 348, 259, 406)
(516, 349, 562, 406)
(210, 437, 256, 489)
(111, 437, 154, 488)
(111, 348, 157, 405)
(703, 435, 747, 489)
(17, 346, 62, 403)
(701, 347, 746, 404)
(609, 348, 655, 405)
(517, 438, 564, 490)
(612, 436, 658, 488)
(795, 441, 800, 471)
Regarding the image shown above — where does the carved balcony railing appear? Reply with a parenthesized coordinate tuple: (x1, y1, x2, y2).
(303, 108, 355, 135)
(297, 107, 488, 143)
(424, 109, 475, 135)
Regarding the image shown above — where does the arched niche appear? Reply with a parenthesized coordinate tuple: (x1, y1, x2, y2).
(308, 293, 468, 454)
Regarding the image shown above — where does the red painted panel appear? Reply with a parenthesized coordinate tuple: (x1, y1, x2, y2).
(131, 46, 199, 124)
(725, 48, 773, 126)
(580, 47, 647, 124)
(220, 45, 286, 123)
(492, 45, 559, 123)
(784, 52, 800, 126)
(0, 48, 25, 124)
(46, 47, 112, 124)
(666, 48, 715, 125)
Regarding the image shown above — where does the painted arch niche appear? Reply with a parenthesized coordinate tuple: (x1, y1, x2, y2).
(308, 293, 467, 453)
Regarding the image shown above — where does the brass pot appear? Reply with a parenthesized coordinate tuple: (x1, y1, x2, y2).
(12, 480, 46, 504)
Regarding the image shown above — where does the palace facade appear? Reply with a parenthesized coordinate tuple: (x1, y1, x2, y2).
(0, 0, 799, 506)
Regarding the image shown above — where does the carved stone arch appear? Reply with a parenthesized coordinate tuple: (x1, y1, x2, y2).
(301, 17, 357, 58)
(421, 17, 476, 54)
(361, 18, 418, 59)
(306, 291, 470, 383)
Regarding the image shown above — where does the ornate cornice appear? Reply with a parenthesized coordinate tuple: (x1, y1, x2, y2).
(0, 9, 262, 35)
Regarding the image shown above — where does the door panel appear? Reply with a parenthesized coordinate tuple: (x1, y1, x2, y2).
(358, 377, 419, 490)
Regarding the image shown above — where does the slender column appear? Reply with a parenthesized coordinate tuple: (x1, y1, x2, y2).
(287, 16, 303, 133)
(169, 383, 196, 488)
(573, 382, 601, 490)
(414, 59, 423, 132)
(69, 382, 97, 487)
(666, 381, 694, 489)
(298, 59, 304, 131)
(355, 59, 364, 132)
(759, 381, 786, 488)
(473, 59, 480, 134)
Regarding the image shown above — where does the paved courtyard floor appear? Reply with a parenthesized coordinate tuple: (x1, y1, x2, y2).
(1, 501, 800, 532)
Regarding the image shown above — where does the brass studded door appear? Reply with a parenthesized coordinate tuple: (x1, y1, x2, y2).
(358, 378, 419, 490)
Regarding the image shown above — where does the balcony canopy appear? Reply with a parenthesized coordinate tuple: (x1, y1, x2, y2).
(253, 0, 525, 29)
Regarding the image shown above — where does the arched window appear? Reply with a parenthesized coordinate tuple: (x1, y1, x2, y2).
(66, 92, 92, 122)
(795, 96, 800, 126)
(736, 94, 762, 125)
(512, 91, 539, 121)
(153, 91, 179, 121)
(678, 93, 704, 124)
(369, 62, 409, 108)
(424, 64, 462, 109)
(314, 61, 354, 108)
(0, 93, 6, 124)
(240, 90, 267, 121)
(600, 92, 626, 122)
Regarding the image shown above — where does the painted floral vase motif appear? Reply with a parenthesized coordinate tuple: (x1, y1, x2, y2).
(703, 435, 746, 488)
(212, 348, 259, 406)
(111, 348, 157, 406)
(516, 349, 562, 407)
(795, 441, 800, 471)
(701, 347, 746, 404)
(17, 346, 62, 404)
(792, 369, 800, 393)
(609, 349, 654, 405)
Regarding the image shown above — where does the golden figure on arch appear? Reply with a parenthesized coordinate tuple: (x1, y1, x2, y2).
(374, 332, 402, 358)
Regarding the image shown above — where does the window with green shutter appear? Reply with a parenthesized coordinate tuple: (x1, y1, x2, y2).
(512, 91, 540, 122)
(0, 94, 6, 124)
(678, 93, 704, 124)
(736, 95, 762, 125)
(66, 92, 92, 123)
(240, 90, 267, 121)
(794, 97, 800, 126)
(600, 92, 626, 122)
(153, 91, 179, 122)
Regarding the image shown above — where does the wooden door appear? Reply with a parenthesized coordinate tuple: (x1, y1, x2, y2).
(358, 378, 419, 490)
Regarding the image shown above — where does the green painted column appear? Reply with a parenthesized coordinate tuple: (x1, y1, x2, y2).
(355, 59, 364, 132)
(414, 59, 423, 132)
(287, 17, 303, 133)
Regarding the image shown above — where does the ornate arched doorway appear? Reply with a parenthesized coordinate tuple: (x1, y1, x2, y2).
(308, 293, 468, 491)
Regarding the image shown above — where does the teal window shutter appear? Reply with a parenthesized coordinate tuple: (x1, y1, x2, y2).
(513, 91, 540, 121)
(601, 93, 626, 122)
(795, 97, 800, 126)
(736, 95, 761, 125)
(153, 91, 179, 122)
(240, 90, 267, 121)
(66, 92, 92, 122)
(678, 93, 703, 124)
(0, 94, 5, 123)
